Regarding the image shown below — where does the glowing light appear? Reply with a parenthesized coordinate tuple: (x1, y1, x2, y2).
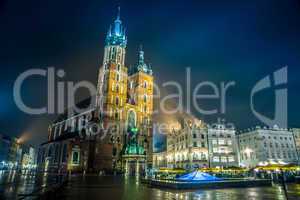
(177, 171, 222, 181)
(17, 131, 31, 144)
(131, 127, 138, 133)
(244, 148, 253, 155)
(278, 161, 287, 165)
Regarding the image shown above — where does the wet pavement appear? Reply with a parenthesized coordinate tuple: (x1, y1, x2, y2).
(1, 171, 300, 200)
(0, 170, 65, 200)
(64, 175, 300, 200)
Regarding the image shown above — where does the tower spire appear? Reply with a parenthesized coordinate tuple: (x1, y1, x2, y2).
(138, 45, 144, 64)
(133, 45, 153, 75)
(105, 7, 127, 47)
(117, 6, 121, 21)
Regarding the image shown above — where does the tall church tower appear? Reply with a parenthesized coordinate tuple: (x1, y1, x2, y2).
(103, 7, 126, 66)
(96, 7, 128, 122)
(95, 7, 128, 171)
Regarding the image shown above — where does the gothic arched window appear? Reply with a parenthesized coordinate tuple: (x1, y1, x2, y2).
(48, 146, 53, 158)
(62, 144, 67, 163)
(116, 96, 119, 105)
(54, 144, 60, 163)
(115, 110, 119, 120)
(72, 152, 79, 164)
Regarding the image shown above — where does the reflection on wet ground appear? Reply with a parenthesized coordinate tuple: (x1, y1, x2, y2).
(0, 170, 63, 200)
(64, 175, 300, 200)
(1, 171, 300, 200)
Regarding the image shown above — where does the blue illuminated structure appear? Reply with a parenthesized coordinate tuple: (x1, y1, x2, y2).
(177, 171, 222, 182)
(105, 6, 127, 47)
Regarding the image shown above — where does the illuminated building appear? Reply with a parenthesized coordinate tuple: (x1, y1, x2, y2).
(238, 125, 298, 168)
(291, 128, 300, 164)
(153, 121, 240, 169)
(7, 137, 22, 167)
(21, 145, 36, 169)
(154, 117, 208, 170)
(0, 134, 37, 169)
(0, 134, 11, 164)
(38, 7, 153, 176)
(207, 124, 239, 168)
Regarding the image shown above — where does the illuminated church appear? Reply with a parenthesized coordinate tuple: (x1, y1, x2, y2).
(37, 8, 154, 176)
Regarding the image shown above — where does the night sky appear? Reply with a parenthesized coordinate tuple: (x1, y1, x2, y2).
(1, 0, 300, 147)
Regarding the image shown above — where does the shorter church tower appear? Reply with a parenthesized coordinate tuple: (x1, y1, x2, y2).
(126, 47, 154, 167)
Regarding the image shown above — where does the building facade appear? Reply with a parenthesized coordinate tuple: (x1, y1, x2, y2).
(0, 134, 36, 169)
(292, 128, 300, 164)
(0, 134, 11, 165)
(207, 124, 239, 168)
(7, 137, 22, 167)
(38, 8, 154, 176)
(153, 122, 240, 170)
(21, 145, 36, 169)
(163, 118, 208, 170)
(238, 126, 298, 168)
